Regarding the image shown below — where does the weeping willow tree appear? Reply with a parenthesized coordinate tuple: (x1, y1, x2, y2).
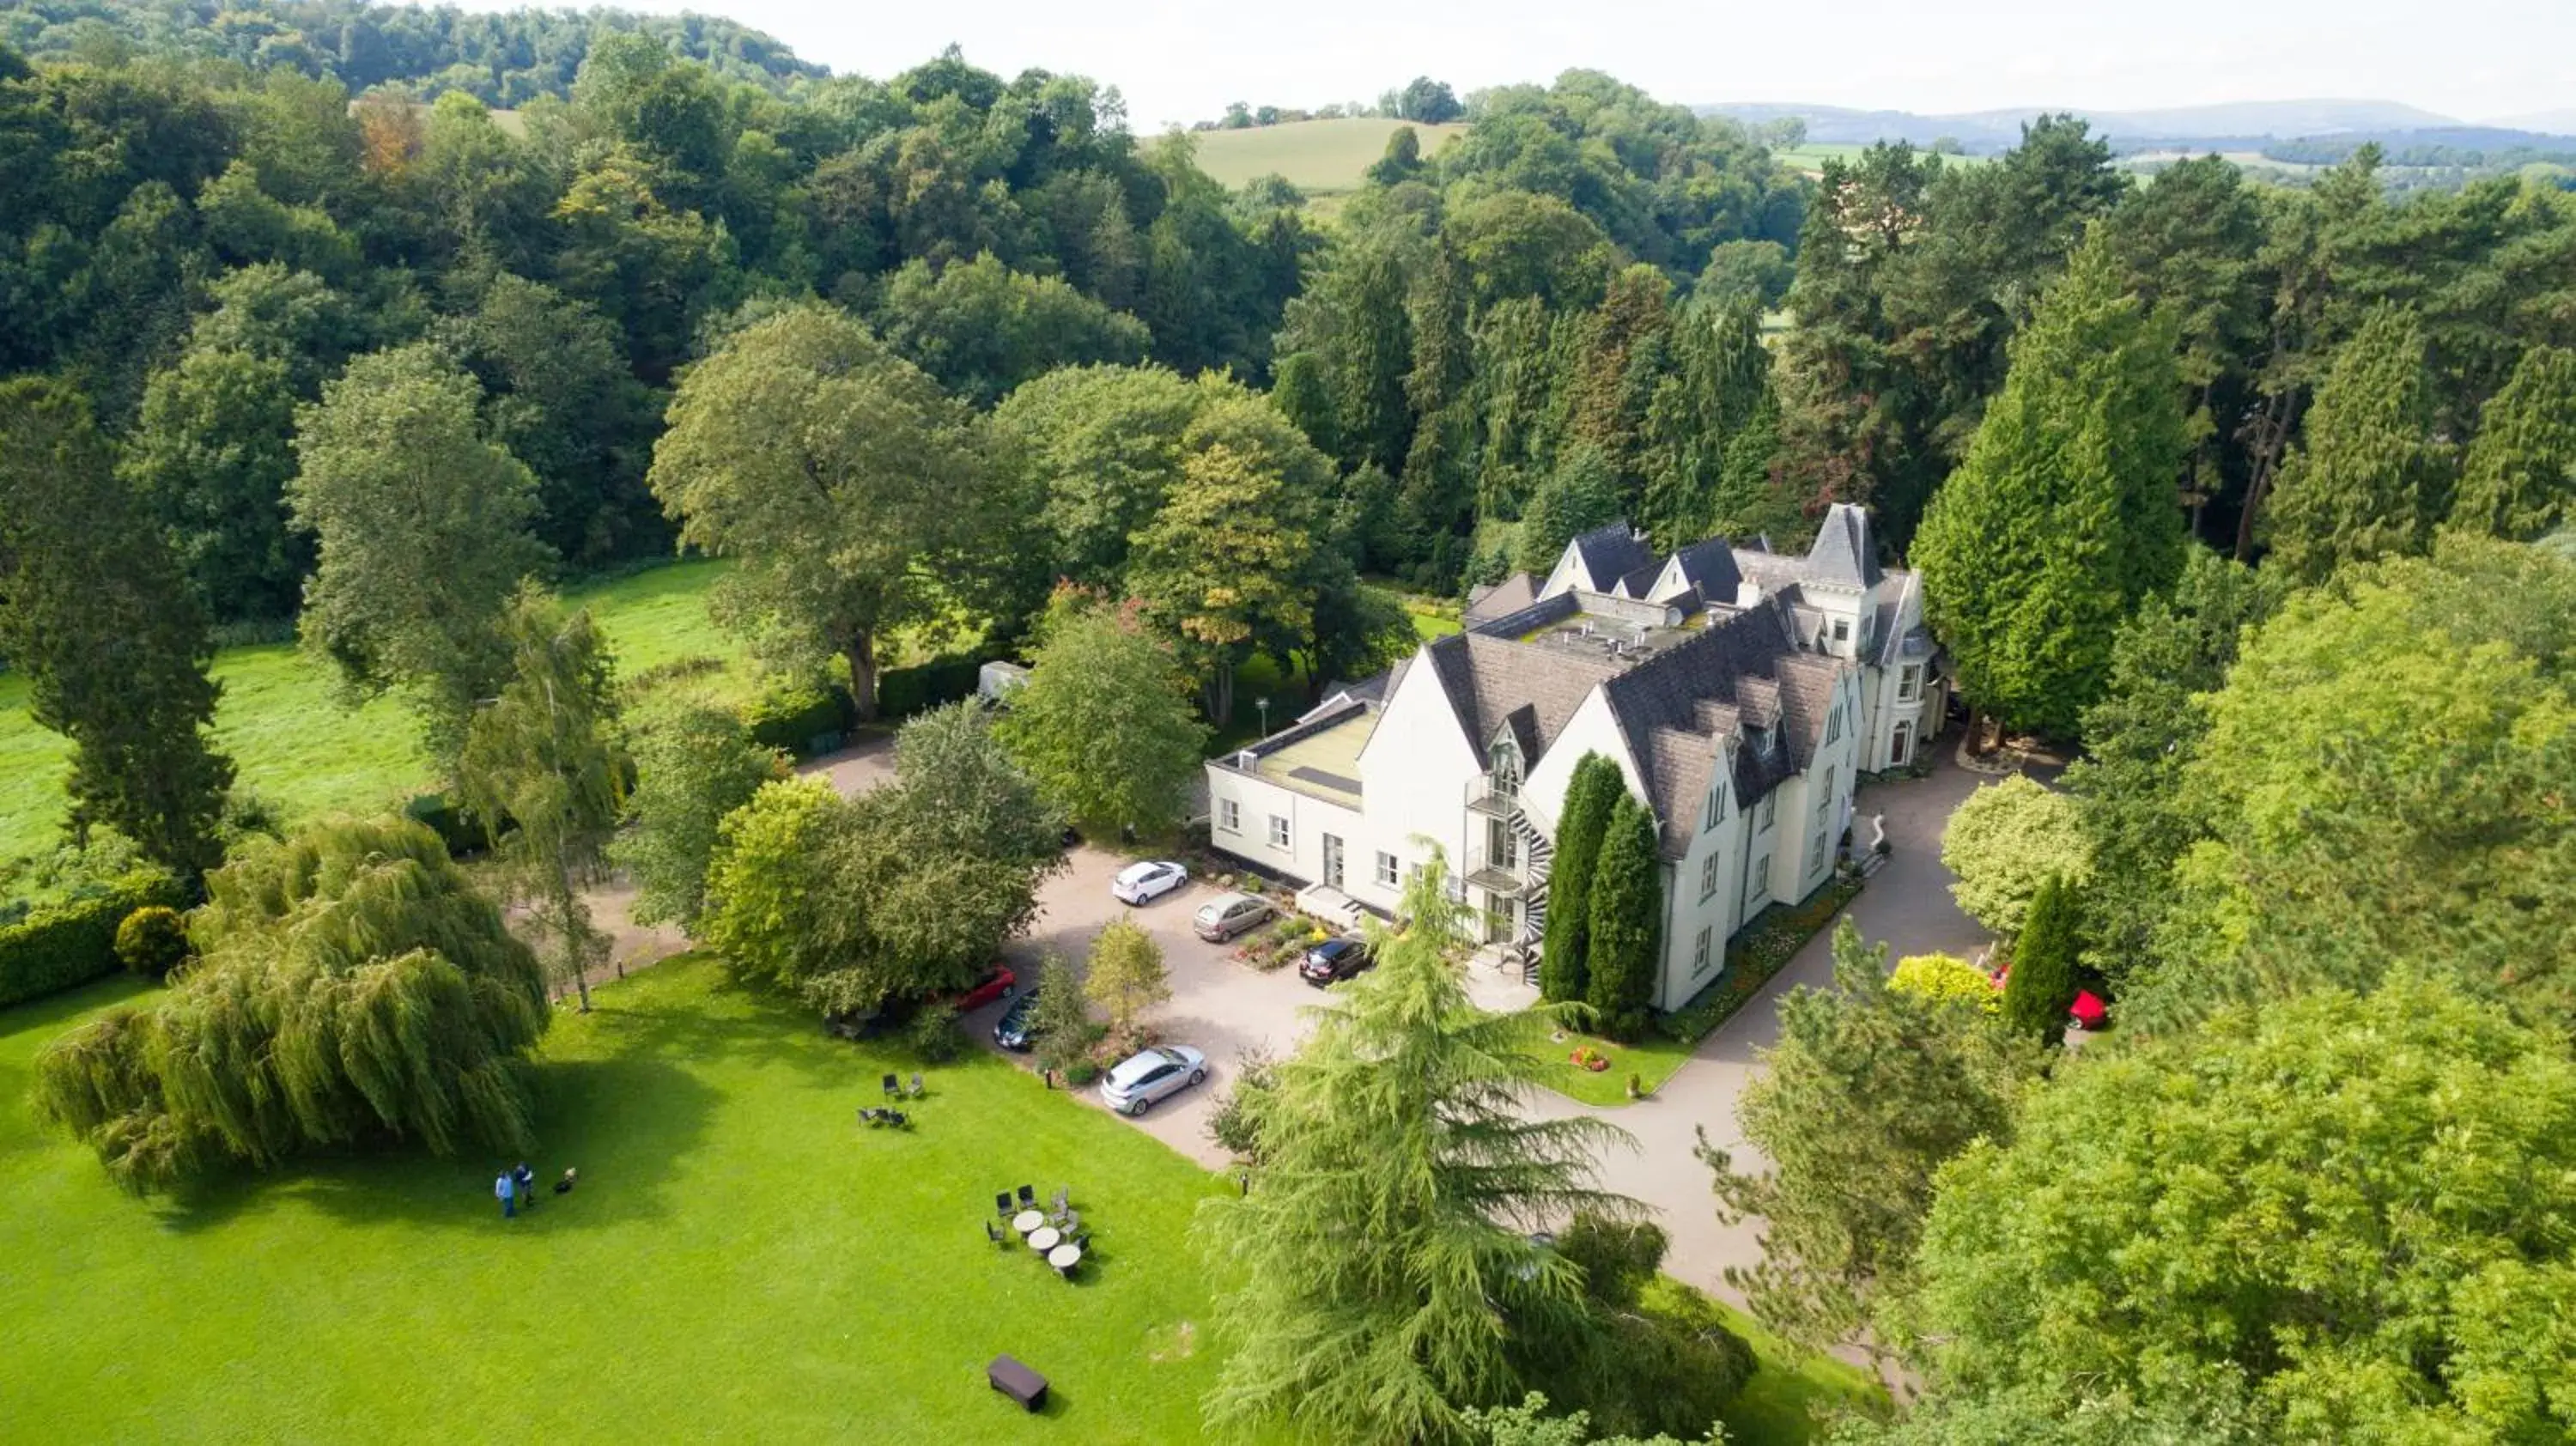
(460, 585, 627, 1012)
(33, 816, 550, 1194)
(1194, 845, 1643, 1445)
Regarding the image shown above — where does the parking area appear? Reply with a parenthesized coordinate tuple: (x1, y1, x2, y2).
(987, 847, 1334, 1168)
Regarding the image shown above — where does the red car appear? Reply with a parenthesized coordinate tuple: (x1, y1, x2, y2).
(950, 963, 1016, 1012)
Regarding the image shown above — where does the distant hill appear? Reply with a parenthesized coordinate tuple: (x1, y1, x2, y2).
(1188, 118, 1469, 195)
(1705, 99, 2460, 154)
(2485, 108, 2576, 137)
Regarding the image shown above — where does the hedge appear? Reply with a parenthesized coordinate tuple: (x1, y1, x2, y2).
(743, 677, 856, 757)
(877, 652, 989, 720)
(0, 869, 188, 1008)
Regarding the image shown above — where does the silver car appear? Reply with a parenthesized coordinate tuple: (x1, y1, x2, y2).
(1194, 891, 1275, 941)
(1099, 1044, 1207, 1116)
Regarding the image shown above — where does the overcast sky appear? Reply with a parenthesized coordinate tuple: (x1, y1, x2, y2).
(451, 0, 2574, 131)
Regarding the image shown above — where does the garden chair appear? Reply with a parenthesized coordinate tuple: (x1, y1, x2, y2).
(994, 1191, 1013, 1218)
(908, 1072, 927, 1098)
(1060, 1209, 1080, 1238)
(858, 1108, 884, 1127)
(1017, 1184, 1036, 1209)
(984, 1219, 1005, 1248)
(1050, 1187, 1070, 1217)
(881, 1073, 899, 1100)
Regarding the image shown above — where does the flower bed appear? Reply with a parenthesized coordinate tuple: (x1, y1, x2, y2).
(1656, 873, 1865, 1046)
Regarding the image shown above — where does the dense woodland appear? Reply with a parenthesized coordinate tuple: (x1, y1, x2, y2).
(3, 8, 2576, 1444)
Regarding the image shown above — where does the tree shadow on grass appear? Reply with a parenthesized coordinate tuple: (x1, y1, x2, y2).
(149, 1054, 720, 1237)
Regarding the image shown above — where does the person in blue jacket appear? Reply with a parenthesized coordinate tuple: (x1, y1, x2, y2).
(495, 1170, 516, 1219)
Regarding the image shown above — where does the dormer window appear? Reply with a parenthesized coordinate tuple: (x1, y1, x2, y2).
(1489, 737, 1522, 799)
(1830, 617, 1850, 647)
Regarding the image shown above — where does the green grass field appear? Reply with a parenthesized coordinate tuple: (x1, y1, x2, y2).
(1188, 118, 1470, 195)
(1, 958, 1873, 1442)
(0, 560, 744, 866)
(1777, 143, 1991, 173)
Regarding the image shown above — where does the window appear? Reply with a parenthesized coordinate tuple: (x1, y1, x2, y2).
(1322, 834, 1345, 889)
(1830, 617, 1850, 646)
(1808, 828, 1830, 875)
(1898, 664, 1922, 702)
(1891, 720, 1913, 767)
(1489, 738, 1522, 799)
(1268, 814, 1291, 849)
(1744, 854, 1769, 913)
(1817, 767, 1835, 811)
(1826, 706, 1841, 744)
(1376, 852, 1400, 887)
(1698, 850, 1722, 902)
(1759, 792, 1776, 831)
(1702, 778, 1724, 831)
(1692, 925, 1714, 977)
(1218, 798, 1240, 835)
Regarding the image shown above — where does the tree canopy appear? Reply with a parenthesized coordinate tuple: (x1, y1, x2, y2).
(32, 815, 548, 1193)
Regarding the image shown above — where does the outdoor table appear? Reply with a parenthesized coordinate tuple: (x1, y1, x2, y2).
(1047, 1242, 1082, 1270)
(1027, 1225, 1061, 1253)
(1012, 1209, 1045, 1236)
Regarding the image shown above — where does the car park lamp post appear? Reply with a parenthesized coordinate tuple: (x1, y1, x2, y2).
(1255, 696, 1269, 737)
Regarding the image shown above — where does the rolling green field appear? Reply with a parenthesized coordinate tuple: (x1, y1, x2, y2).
(1777, 142, 1992, 174)
(0, 957, 1873, 1443)
(1188, 118, 1470, 195)
(0, 560, 742, 865)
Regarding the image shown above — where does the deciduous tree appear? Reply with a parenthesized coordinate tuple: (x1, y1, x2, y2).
(289, 342, 548, 775)
(32, 816, 549, 1194)
(611, 702, 782, 931)
(1084, 918, 1169, 1046)
(1127, 440, 1318, 724)
(648, 303, 986, 721)
(459, 586, 628, 1012)
(996, 595, 1206, 837)
(1891, 974, 2576, 1441)
(1937, 775, 2087, 941)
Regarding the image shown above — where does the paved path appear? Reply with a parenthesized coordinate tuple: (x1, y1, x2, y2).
(1528, 755, 1991, 1303)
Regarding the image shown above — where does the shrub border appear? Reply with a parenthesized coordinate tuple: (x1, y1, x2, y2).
(1655, 872, 1866, 1045)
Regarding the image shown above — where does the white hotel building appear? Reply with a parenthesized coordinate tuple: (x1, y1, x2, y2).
(1203, 505, 1946, 1009)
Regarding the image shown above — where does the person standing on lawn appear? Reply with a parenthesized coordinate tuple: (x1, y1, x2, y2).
(495, 1170, 516, 1219)
(513, 1162, 537, 1212)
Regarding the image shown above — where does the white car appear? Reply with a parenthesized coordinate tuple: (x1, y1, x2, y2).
(1110, 860, 1188, 905)
(1099, 1045, 1207, 1116)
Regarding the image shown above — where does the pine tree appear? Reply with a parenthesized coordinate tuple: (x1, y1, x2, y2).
(1638, 295, 1774, 550)
(1539, 755, 1623, 1003)
(1584, 793, 1663, 1040)
(2447, 344, 2576, 543)
(1913, 236, 2190, 738)
(2002, 873, 2081, 1045)
(2263, 303, 2439, 583)
(0, 377, 234, 878)
(1194, 848, 1639, 1444)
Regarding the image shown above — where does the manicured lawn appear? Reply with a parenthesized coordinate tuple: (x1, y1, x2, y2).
(1188, 118, 1470, 195)
(0, 957, 1258, 1443)
(0, 561, 742, 866)
(1684, 1279, 1887, 1438)
(1524, 1024, 1699, 1107)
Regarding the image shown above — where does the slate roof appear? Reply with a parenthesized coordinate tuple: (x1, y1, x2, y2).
(1594, 598, 1847, 857)
(1420, 630, 1626, 762)
(1567, 525, 1656, 591)
(1463, 573, 1539, 626)
(1665, 538, 1745, 607)
(1803, 503, 1883, 588)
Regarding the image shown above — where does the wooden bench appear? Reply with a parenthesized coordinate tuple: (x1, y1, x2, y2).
(987, 1354, 1048, 1412)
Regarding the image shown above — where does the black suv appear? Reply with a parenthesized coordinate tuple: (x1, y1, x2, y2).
(1298, 937, 1374, 987)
